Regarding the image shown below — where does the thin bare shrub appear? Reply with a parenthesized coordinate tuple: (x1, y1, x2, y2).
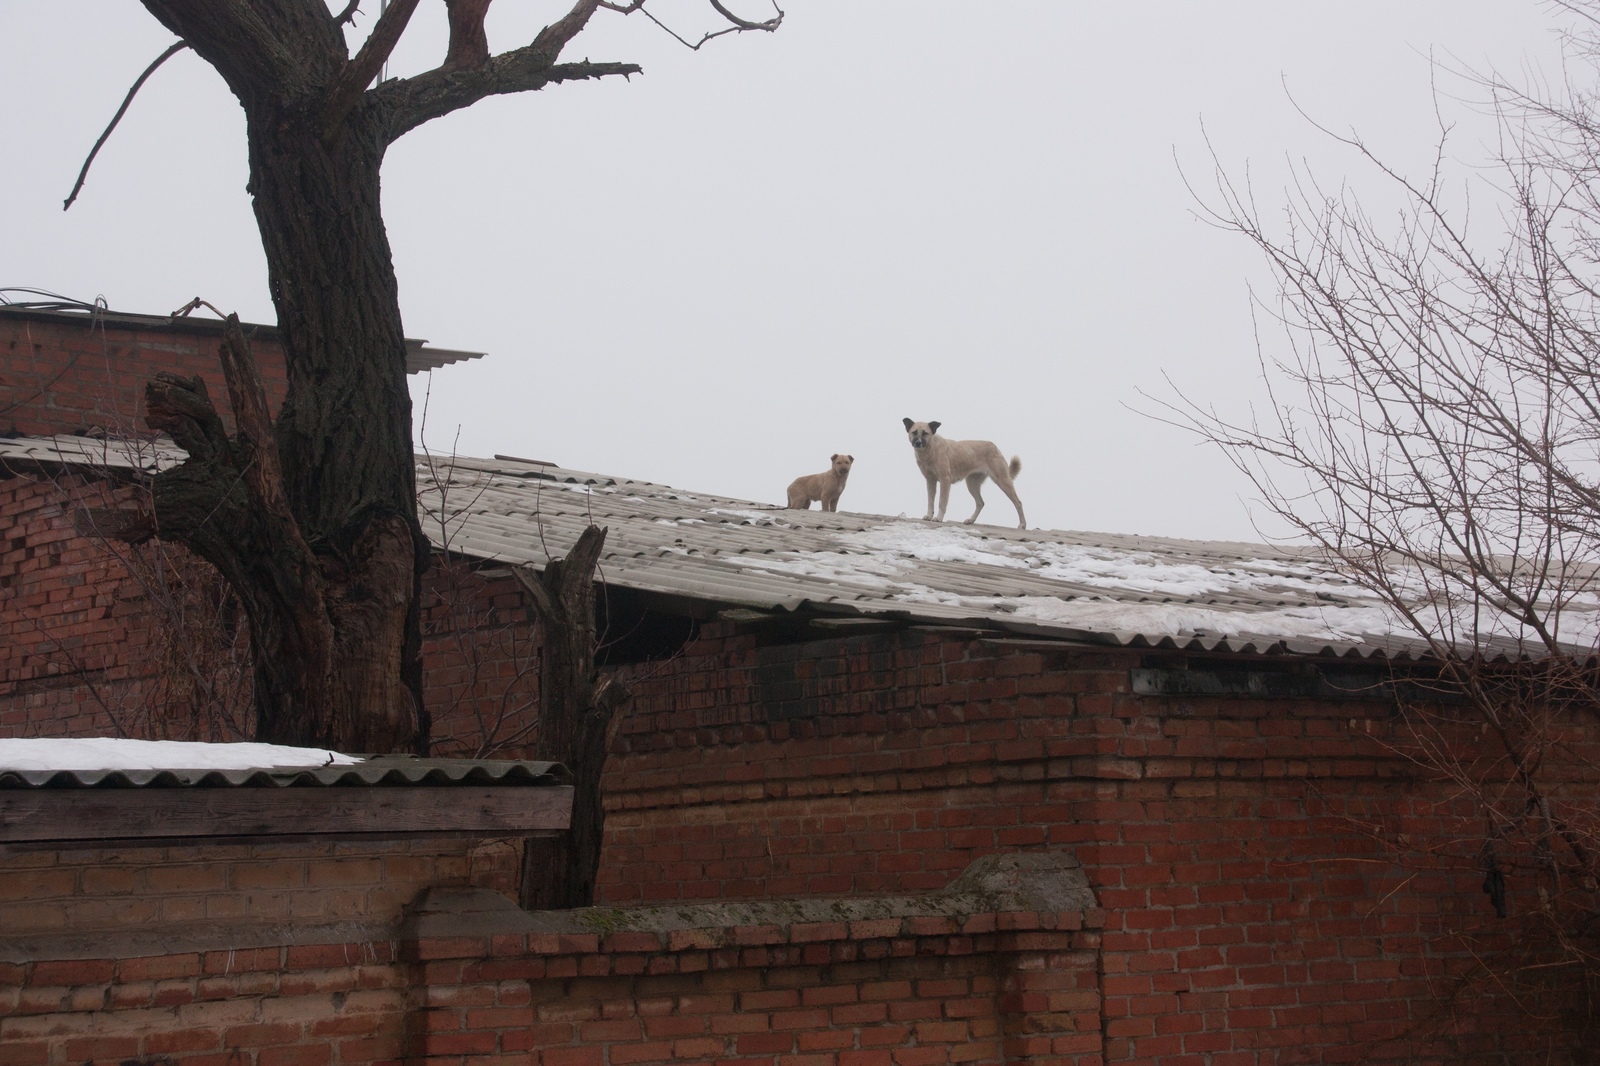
(7, 465, 252, 742)
(1164, 3, 1600, 1051)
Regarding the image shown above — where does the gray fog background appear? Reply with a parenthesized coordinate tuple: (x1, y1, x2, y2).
(0, 2, 1569, 541)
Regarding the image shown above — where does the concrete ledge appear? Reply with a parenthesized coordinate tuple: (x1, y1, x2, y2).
(400, 851, 1103, 958)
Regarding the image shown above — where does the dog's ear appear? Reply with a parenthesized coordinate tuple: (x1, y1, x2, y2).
(902, 417, 915, 432)
(847, 455, 854, 462)
(928, 421, 941, 434)
(831, 453, 839, 461)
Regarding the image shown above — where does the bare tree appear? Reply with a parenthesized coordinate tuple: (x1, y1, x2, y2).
(73, 0, 781, 754)
(412, 423, 633, 906)
(413, 422, 545, 759)
(1170, 3, 1600, 1046)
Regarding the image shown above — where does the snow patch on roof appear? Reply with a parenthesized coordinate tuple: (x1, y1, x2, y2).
(0, 738, 362, 773)
(836, 524, 1358, 599)
(958, 595, 1398, 644)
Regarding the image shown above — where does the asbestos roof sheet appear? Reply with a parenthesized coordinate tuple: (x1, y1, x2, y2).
(3, 435, 1572, 660)
(415, 455, 1448, 659)
(0, 756, 567, 790)
(0, 434, 184, 474)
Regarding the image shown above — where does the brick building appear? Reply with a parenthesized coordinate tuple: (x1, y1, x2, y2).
(3, 305, 1596, 1063)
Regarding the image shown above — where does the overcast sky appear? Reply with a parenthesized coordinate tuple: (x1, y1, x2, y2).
(0, 1, 1572, 541)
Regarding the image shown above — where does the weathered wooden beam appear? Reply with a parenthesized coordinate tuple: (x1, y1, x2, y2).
(0, 785, 573, 846)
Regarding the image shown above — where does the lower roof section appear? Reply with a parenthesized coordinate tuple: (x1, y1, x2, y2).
(0, 753, 572, 851)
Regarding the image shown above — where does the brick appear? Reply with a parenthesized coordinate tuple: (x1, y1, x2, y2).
(120, 954, 202, 981)
(260, 1045, 334, 1066)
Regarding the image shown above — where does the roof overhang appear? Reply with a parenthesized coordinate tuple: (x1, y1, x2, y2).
(0, 305, 483, 375)
(0, 757, 572, 852)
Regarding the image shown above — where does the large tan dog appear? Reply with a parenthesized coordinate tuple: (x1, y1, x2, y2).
(903, 419, 1026, 529)
(786, 454, 854, 512)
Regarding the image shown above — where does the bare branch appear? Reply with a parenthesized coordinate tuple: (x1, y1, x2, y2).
(599, 0, 783, 51)
(381, 57, 640, 141)
(63, 41, 189, 211)
(708, 0, 783, 32)
(443, 0, 493, 71)
(512, 564, 555, 617)
(334, 0, 362, 27)
(1157, 9, 1600, 1014)
(322, 0, 421, 135)
(376, 0, 646, 139)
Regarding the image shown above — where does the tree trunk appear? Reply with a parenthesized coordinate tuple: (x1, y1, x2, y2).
(245, 102, 425, 752)
(123, 0, 652, 755)
(143, 97, 425, 754)
(515, 527, 629, 910)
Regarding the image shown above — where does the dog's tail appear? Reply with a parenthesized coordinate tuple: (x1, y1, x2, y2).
(1009, 456, 1022, 479)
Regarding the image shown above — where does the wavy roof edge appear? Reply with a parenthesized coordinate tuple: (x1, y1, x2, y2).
(3, 436, 1569, 665)
(0, 757, 569, 790)
(0, 304, 483, 375)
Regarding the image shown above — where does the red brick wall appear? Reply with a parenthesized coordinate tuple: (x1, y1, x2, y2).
(0, 838, 519, 1065)
(0, 473, 251, 741)
(601, 625, 1599, 1064)
(0, 839, 519, 944)
(420, 562, 541, 759)
(414, 918, 1101, 1066)
(1, 311, 288, 437)
(7, 530, 1596, 1059)
(0, 944, 411, 1066)
(0, 474, 530, 751)
(0, 856, 1101, 1066)
(1, 311, 289, 740)
(7, 330, 1598, 1065)
(1, 474, 150, 738)
(0, 310, 538, 755)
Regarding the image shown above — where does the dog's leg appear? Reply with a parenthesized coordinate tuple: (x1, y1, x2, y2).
(993, 471, 1026, 529)
(924, 476, 937, 521)
(936, 480, 952, 521)
(963, 473, 986, 524)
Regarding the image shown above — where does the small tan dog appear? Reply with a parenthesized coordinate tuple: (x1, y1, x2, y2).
(903, 418, 1025, 529)
(786, 454, 855, 512)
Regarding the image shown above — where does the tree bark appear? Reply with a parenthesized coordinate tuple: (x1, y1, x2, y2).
(515, 527, 629, 910)
(120, 1, 639, 754)
(241, 102, 424, 752)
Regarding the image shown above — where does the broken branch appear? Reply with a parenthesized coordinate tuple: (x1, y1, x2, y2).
(144, 373, 230, 463)
(64, 41, 189, 211)
(74, 507, 157, 545)
(216, 315, 295, 530)
(443, 0, 494, 71)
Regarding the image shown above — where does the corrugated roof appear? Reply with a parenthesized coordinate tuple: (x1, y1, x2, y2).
(0, 756, 567, 790)
(413, 455, 1439, 659)
(4, 435, 1569, 660)
(0, 433, 184, 474)
(0, 305, 482, 375)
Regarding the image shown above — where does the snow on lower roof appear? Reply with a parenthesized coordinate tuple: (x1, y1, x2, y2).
(0, 738, 360, 772)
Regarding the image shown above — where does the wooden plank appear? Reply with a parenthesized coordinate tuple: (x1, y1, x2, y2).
(0, 786, 573, 844)
(0, 830, 562, 857)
